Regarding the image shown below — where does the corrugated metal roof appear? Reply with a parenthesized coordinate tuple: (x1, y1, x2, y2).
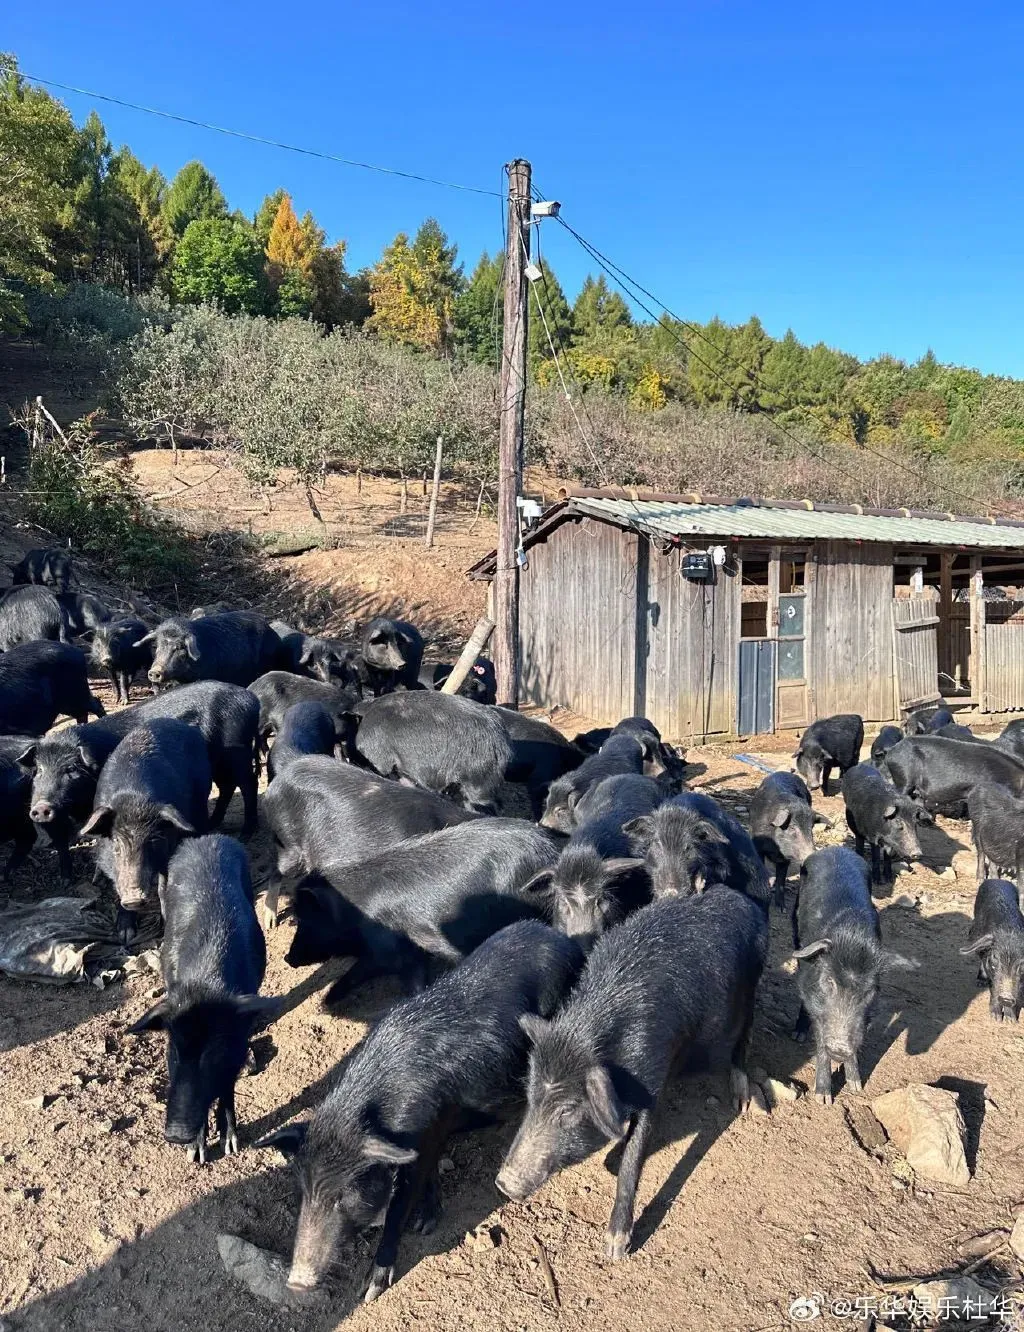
(571, 497, 1024, 549)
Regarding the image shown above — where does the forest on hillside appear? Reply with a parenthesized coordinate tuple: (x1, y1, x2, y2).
(3, 51, 1024, 515)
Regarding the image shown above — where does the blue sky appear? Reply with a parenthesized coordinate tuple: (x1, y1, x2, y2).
(9, 1, 1024, 375)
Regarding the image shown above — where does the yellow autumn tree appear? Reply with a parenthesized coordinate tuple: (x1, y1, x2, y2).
(265, 193, 314, 316)
(368, 220, 462, 353)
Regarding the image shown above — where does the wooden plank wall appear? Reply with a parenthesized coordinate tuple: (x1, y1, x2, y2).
(891, 595, 941, 712)
(645, 544, 739, 738)
(809, 541, 895, 720)
(982, 599, 1024, 713)
(519, 518, 639, 720)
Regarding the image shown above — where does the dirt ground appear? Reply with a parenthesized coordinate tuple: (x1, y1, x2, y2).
(3, 687, 1024, 1332)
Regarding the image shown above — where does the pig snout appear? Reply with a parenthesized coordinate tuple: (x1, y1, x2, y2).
(165, 1118, 201, 1145)
(495, 1163, 537, 1202)
(147, 666, 164, 683)
(288, 1202, 344, 1291)
(30, 800, 55, 823)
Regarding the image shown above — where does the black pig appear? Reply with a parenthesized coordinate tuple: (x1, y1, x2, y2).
(81, 718, 212, 941)
(267, 701, 338, 779)
(870, 725, 904, 767)
(141, 612, 281, 689)
(625, 791, 770, 908)
(749, 770, 827, 907)
(960, 878, 1024, 1021)
(286, 819, 560, 1003)
(968, 783, 1024, 884)
(795, 714, 864, 794)
(359, 617, 424, 695)
(260, 921, 583, 1300)
(841, 762, 924, 885)
(10, 547, 72, 593)
(0, 585, 70, 650)
(0, 641, 103, 736)
(90, 617, 152, 703)
(127, 835, 279, 1161)
(793, 846, 916, 1103)
(541, 733, 646, 833)
(496, 889, 767, 1259)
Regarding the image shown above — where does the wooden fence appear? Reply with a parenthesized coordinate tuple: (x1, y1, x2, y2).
(981, 599, 1024, 713)
(891, 595, 941, 713)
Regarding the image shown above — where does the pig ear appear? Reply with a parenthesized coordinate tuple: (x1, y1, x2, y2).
(812, 811, 832, 827)
(603, 857, 646, 879)
(913, 806, 934, 825)
(585, 1065, 630, 1140)
(184, 634, 200, 661)
(16, 743, 37, 769)
(883, 950, 920, 972)
(127, 999, 170, 1033)
(792, 938, 832, 960)
(565, 787, 581, 811)
(959, 933, 995, 957)
(621, 814, 654, 842)
(231, 995, 284, 1023)
(793, 749, 804, 762)
(76, 744, 101, 772)
(771, 808, 792, 830)
(132, 631, 156, 647)
(157, 805, 196, 834)
(298, 644, 314, 665)
(698, 818, 729, 845)
(883, 802, 898, 819)
(254, 1122, 308, 1159)
(518, 1013, 549, 1046)
(521, 868, 555, 896)
(80, 805, 114, 837)
(362, 1134, 418, 1167)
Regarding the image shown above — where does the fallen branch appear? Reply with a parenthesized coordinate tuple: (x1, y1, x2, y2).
(532, 1236, 560, 1309)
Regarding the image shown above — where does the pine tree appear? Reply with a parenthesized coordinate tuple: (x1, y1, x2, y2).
(254, 188, 286, 248)
(265, 194, 313, 316)
(368, 219, 463, 353)
(454, 251, 502, 366)
(111, 148, 171, 290)
(162, 161, 227, 238)
(572, 274, 631, 341)
(528, 261, 573, 369)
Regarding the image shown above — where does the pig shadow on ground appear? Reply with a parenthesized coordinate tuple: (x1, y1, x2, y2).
(0, 972, 124, 1056)
(9, 1124, 543, 1331)
(621, 1068, 740, 1254)
(916, 820, 970, 874)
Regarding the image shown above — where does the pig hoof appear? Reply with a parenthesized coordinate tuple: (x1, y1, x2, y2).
(604, 1230, 631, 1261)
(223, 1129, 240, 1157)
(791, 1028, 807, 1044)
(261, 906, 278, 931)
(814, 1091, 833, 1107)
(187, 1136, 208, 1166)
(362, 1264, 394, 1303)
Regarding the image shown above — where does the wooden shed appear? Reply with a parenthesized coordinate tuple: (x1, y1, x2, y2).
(468, 488, 1024, 740)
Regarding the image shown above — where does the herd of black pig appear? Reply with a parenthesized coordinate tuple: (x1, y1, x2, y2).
(3, 547, 1024, 1305)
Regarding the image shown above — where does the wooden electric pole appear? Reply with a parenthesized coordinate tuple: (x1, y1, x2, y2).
(494, 158, 531, 708)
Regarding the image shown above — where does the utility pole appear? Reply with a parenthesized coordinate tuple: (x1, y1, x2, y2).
(494, 158, 531, 708)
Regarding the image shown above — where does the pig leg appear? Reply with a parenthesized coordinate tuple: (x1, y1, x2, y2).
(869, 843, 882, 885)
(364, 1118, 451, 1303)
(842, 1052, 862, 1095)
(976, 843, 986, 882)
(238, 765, 259, 838)
(261, 879, 282, 930)
(812, 1030, 833, 1106)
(821, 763, 833, 796)
(186, 1122, 208, 1166)
(207, 781, 234, 831)
(4, 823, 36, 878)
(729, 1012, 755, 1114)
(605, 1108, 653, 1261)
(772, 861, 787, 910)
(882, 850, 893, 883)
(792, 1003, 811, 1043)
(215, 1091, 239, 1157)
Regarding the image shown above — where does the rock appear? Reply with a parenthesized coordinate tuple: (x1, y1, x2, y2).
(871, 1085, 970, 1186)
(217, 1234, 324, 1308)
(890, 894, 918, 910)
(465, 1224, 502, 1251)
(762, 1077, 799, 1107)
(952, 849, 977, 880)
(1010, 1213, 1024, 1262)
(936, 866, 956, 882)
(22, 1094, 52, 1111)
(912, 1277, 1000, 1321)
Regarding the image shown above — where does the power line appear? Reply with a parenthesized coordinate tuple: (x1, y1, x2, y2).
(24, 73, 501, 198)
(556, 216, 1018, 517)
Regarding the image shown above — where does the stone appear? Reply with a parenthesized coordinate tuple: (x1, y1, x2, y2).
(912, 1277, 999, 1321)
(890, 894, 918, 909)
(217, 1234, 324, 1308)
(843, 1102, 887, 1155)
(762, 1077, 799, 1107)
(937, 866, 956, 882)
(1010, 1213, 1024, 1262)
(871, 1084, 970, 1186)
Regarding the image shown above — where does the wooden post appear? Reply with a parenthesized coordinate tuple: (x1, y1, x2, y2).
(939, 552, 953, 688)
(494, 158, 531, 708)
(970, 555, 985, 713)
(424, 435, 443, 549)
(440, 615, 496, 695)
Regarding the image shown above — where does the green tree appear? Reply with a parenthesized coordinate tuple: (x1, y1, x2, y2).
(112, 148, 171, 289)
(254, 188, 286, 249)
(528, 261, 573, 369)
(454, 251, 502, 366)
(757, 329, 808, 412)
(368, 218, 463, 352)
(162, 161, 227, 238)
(170, 216, 266, 314)
(0, 54, 81, 326)
(572, 274, 631, 341)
